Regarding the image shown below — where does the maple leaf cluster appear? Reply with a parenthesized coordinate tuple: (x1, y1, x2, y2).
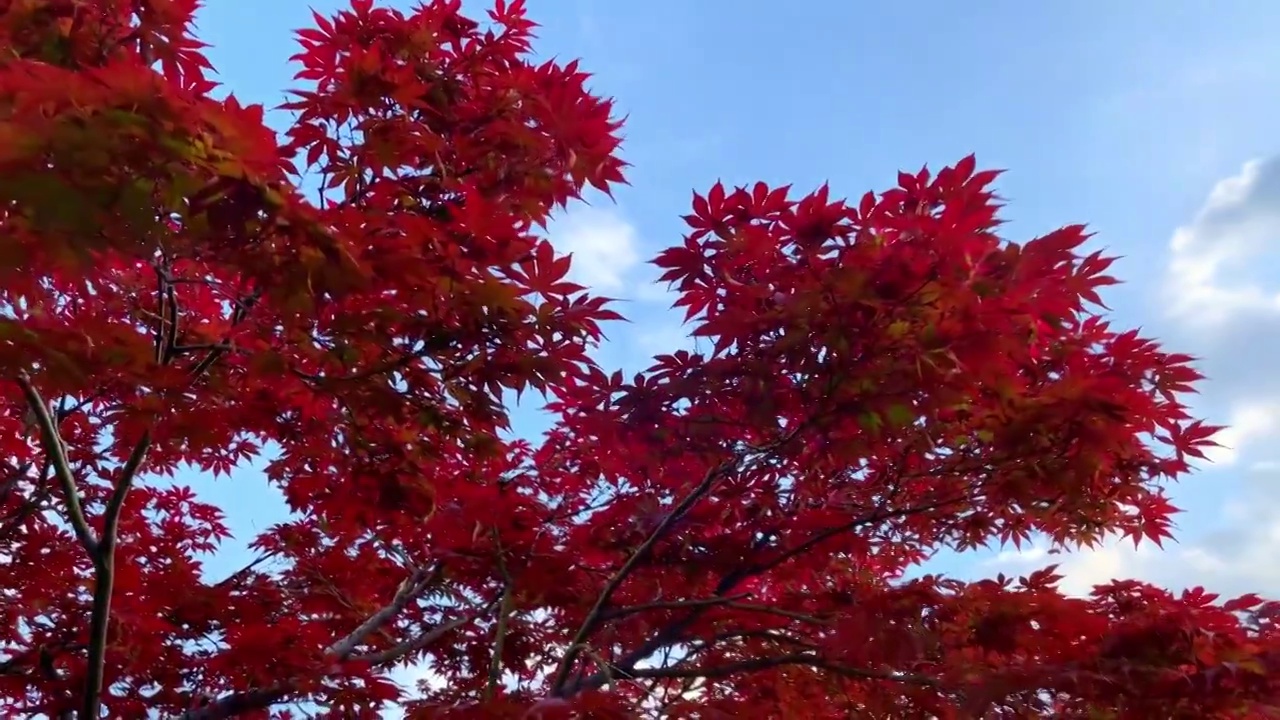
(0, 0, 1275, 718)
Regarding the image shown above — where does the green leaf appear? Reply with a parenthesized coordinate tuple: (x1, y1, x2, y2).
(886, 403, 915, 427)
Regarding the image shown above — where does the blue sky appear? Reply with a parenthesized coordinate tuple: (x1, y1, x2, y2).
(189, 0, 1280, 603)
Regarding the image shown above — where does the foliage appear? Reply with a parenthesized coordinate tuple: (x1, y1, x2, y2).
(0, 0, 1276, 718)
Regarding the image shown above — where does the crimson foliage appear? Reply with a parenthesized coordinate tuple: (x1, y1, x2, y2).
(0, 1, 1275, 718)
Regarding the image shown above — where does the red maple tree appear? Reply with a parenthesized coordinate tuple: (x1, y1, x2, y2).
(0, 0, 1276, 718)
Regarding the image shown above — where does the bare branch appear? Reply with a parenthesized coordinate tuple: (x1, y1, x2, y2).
(82, 431, 152, 720)
(601, 593, 753, 622)
(15, 372, 97, 555)
(722, 601, 832, 626)
(549, 457, 739, 695)
(326, 565, 438, 660)
(175, 572, 494, 720)
(352, 599, 496, 666)
(624, 653, 941, 688)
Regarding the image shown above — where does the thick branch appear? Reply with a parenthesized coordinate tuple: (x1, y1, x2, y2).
(16, 373, 97, 555)
(16, 374, 155, 719)
(82, 431, 152, 720)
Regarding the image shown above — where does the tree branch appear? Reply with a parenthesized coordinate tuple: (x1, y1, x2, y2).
(548, 456, 739, 695)
(747, 493, 964, 578)
(326, 565, 439, 660)
(601, 593, 753, 622)
(15, 373, 97, 555)
(176, 688, 286, 720)
(175, 572, 494, 720)
(623, 652, 942, 688)
(486, 536, 514, 702)
(352, 599, 497, 666)
(16, 372, 161, 718)
(722, 601, 831, 626)
(566, 489, 963, 696)
(82, 431, 152, 720)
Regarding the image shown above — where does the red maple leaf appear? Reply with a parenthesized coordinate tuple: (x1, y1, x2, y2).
(0, 2, 1273, 720)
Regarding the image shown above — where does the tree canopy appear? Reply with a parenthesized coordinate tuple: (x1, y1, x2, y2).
(0, 0, 1276, 718)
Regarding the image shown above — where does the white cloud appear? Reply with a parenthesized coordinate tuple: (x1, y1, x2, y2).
(1205, 401, 1280, 467)
(548, 206, 642, 294)
(1165, 158, 1280, 327)
(988, 157, 1280, 601)
(1161, 157, 1280, 463)
(992, 463, 1280, 600)
(634, 317, 696, 354)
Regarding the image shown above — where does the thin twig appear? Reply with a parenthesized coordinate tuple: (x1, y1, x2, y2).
(211, 550, 281, 589)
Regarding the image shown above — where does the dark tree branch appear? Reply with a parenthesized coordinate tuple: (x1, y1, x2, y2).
(175, 688, 286, 720)
(601, 593, 753, 622)
(175, 573, 495, 720)
(327, 565, 439, 660)
(18, 370, 156, 720)
(16, 373, 97, 556)
(352, 598, 496, 666)
(623, 652, 942, 688)
(748, 493, 963, 578)
(486, 535, 514, 702)
(722, 601, 832, 626)
(82, 431, 151, 720)
(567, 487, 967, 697)
(548, 456, 740, 695)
